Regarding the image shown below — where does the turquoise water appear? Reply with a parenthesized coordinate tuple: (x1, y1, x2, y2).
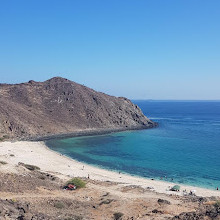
(46, 101, 220, 189)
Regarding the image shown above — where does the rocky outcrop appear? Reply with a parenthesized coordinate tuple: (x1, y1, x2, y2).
(172, 204, 220, 220)
(0, 77, 156, 140)
(158, 199, 171, 205)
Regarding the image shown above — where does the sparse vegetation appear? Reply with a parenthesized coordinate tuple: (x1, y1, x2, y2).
(54, 201, 65, 209)
(99, 199, 114, 205)
(0, 161, 7, 165)
(113, 212, 124, 220)
(214, 201, 220, 208)
(67, 178, 86, 189)
(0, 135, 9, 142)
(11, 198, 17, 203)
(102, 192, 109, 197)
(64, 217, 83, 220)
(73, 216, 83, 220)
(23, 164, 40, 171)
(38, 175, 46, 180)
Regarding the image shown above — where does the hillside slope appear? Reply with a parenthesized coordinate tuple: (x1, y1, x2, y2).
(0, 77, 156, 140)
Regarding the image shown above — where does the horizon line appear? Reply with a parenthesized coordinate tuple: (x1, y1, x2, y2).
(132, 99, 220, 102)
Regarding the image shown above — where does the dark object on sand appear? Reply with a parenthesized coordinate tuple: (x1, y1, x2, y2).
(171, 185, 180, 192)
(158, 199, 171, 205)
(66, 178, 86, 188)
(63, 184, 76, 190)
(113, 212, 124, 220)
(19, 162, 40, 171)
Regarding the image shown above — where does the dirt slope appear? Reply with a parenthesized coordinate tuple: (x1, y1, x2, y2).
(0, 77, 156, 140)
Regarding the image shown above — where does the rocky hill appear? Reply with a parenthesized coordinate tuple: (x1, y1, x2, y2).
(0, 77, 156, 140)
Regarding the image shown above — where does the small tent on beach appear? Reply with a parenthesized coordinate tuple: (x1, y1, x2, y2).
(171, 185, 180, 191)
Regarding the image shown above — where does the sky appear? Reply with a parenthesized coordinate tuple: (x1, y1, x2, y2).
(0, 0, 219, 100)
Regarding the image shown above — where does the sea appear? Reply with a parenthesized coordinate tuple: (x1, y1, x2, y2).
(46, 101, 220, 190)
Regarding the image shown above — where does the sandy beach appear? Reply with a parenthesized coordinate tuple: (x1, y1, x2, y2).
(0, 141, 219, 198)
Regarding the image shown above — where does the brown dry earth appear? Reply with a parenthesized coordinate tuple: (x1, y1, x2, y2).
(0, 77, 156, 140)
(0, 165, 219, 220)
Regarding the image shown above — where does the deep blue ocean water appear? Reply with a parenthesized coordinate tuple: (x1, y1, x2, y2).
(46, 101, 220, 189)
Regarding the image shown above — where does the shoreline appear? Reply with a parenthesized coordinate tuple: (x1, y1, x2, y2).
(45, 139, 216, 192)
(44, 142, 220, 194)
(0, 141, 219, 198)
(12, 124, 158, 142)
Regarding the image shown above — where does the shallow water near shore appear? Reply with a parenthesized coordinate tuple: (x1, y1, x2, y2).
(46, 101, 220, 190)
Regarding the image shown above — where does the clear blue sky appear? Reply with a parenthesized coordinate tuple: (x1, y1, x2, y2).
(0, 0, 219, 100)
